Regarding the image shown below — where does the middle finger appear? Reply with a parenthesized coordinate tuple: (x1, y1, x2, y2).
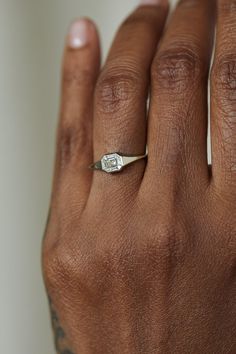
(144, 0, 216, 196)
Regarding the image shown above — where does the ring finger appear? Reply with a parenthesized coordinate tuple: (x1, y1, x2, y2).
(89, 0, 169, 201)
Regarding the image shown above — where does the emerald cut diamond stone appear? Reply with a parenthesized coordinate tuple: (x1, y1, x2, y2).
(101, 153, 124, 173)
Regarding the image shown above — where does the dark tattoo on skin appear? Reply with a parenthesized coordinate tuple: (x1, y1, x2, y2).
(49, 297, 75, 354)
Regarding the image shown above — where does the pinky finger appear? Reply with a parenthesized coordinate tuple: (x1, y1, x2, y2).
(53, 18, 100, 210)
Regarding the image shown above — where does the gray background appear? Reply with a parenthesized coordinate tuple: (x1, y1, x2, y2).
(0, 0, 178, 353)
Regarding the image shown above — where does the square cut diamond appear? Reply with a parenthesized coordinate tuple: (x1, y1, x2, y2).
(101, 153, 123, 173)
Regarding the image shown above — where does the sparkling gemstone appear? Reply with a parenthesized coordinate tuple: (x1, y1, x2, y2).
(101, 153, 123, 173)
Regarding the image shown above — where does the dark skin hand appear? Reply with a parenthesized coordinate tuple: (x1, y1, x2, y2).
(42, 0, 236, 353)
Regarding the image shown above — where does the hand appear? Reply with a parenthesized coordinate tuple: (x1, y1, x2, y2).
(42, 0, 236, 353)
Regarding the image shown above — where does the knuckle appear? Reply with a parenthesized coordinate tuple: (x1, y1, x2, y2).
(212, 56, 236, 99)
(58, 121, 89, 168)
(43, 242, 81, 291)
(152, 48, 203, 92)
(96, 68, 140, 114)
(212, 56, 236, 128)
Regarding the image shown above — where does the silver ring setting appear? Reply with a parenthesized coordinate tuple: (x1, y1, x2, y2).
(90, 152, 147, 174)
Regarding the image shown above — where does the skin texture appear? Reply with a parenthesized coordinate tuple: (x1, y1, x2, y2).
(42, 0, 236, 353)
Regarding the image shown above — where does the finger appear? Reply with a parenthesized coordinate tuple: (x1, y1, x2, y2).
(144, 0, 215, 194)
(90, 1, 169, 200)
(53, 19, 100, 210)
(211, 0, 236, 196)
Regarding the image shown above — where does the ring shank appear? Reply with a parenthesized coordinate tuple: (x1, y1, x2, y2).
(122, 154, 147, 166)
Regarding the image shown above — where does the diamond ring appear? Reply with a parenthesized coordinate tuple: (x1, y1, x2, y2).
(89, 151, 147, 174)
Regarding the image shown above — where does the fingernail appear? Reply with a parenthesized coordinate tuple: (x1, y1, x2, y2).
(67, 19, 91, 49)
(139, 0, 168, 6)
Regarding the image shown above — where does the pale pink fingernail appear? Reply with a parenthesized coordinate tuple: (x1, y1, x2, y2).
(140, 0, 168, 6)
(67, 19, 91, 49)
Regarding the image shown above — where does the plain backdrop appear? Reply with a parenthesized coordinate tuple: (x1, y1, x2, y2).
(0, 0, 179, 353)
